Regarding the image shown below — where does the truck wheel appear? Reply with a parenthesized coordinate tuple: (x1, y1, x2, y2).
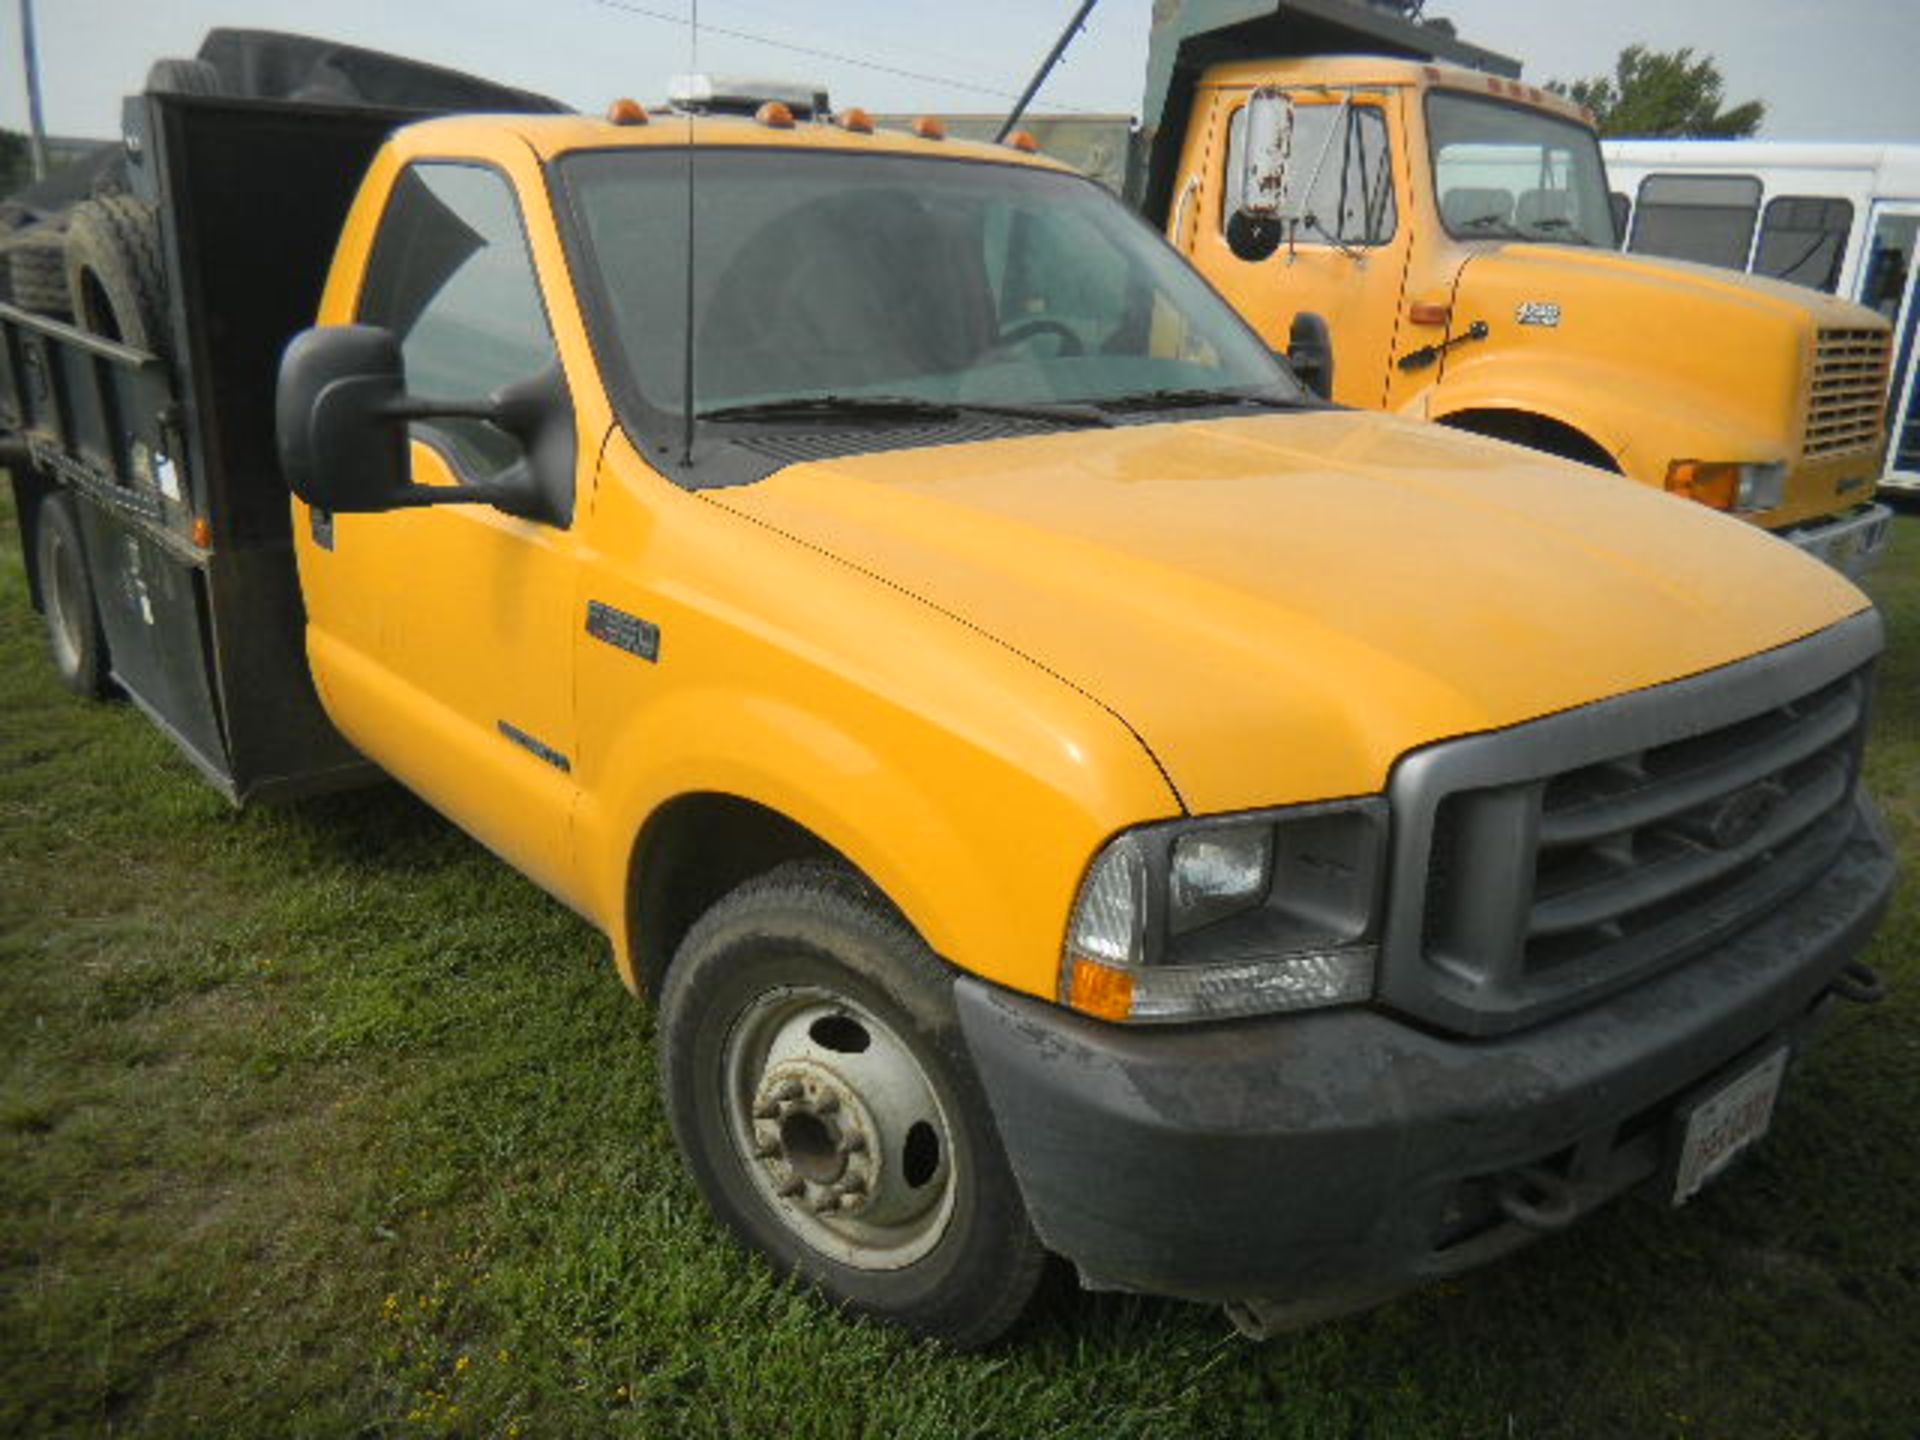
(65, 196, 167, 356)
(5, 224, 71, 319)
(658, 862, 1046, 1348)
(34, 494, 112, 699)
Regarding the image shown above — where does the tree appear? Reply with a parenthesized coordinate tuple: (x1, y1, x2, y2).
(1547, 45, 1764, 138)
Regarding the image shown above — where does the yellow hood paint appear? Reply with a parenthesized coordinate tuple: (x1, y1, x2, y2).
(712, 411, 1868, 814)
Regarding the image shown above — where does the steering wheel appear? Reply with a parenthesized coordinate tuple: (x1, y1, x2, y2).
(996, 317, 1084, 356)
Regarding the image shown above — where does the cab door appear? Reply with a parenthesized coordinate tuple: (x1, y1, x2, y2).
(302, 159, 583, 900)
(1185, 88, 1412, 410)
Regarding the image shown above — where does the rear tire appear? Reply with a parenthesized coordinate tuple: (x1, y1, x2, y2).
(65, 196, 167, 356)
(34, 493, 111, 699)
(658, 862, 1046, 1348)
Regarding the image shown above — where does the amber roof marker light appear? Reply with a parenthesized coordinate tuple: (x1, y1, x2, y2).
(605, 97, 649, 126)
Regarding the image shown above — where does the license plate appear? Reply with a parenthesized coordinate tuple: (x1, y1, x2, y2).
(1671, 1048, 1789, 1205)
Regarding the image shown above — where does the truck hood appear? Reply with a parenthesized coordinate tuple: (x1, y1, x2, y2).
(1446, 245, 1892, 525)
(708, 411, 1867, 814)
(1457, 242, 1879, 329)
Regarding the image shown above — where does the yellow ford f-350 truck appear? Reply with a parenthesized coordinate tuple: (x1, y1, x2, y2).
(1, 37, 1896, 1348)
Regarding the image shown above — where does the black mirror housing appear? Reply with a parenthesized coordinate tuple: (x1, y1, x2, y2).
(1287, 311, 1336, 401)
(277, 325, 413, 513)
(276, 325, 575, 527)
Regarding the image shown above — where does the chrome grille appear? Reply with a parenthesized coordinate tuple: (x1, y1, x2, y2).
(1805, 327, 1892, 458)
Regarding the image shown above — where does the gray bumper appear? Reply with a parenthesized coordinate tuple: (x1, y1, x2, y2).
(1780, 501, 1894, 580)
(956, 793, 1895, 1323)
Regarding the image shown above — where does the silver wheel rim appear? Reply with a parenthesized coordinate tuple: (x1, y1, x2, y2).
(43, 525, 86, 679)
(721, 984, 957, 1271)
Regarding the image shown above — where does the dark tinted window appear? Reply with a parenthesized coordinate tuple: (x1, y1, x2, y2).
(561, 149, 1294, 423)
(359, 163, 556, 475)
(1627, 174, 1761, 270)
(1752, 195, 1853, 292)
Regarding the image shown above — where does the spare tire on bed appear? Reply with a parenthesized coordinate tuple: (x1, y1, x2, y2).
(3, 222, 72, 319)
(64, 195, 168, 356)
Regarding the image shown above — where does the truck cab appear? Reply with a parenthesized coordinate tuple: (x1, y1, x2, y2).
(1154, 46, 1895, 577)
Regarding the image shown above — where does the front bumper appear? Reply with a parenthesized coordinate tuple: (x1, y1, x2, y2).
(1777, 501, 1893, 580)
(956, 793, 1894, 1326)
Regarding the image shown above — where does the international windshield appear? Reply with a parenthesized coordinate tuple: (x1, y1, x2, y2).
(558, 146, 1301, 431)
(1427, 92, 1617, 248)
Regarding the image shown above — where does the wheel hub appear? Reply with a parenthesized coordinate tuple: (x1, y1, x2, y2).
(723, 989, 957, 1270)
(749, 1060, 878, 1215)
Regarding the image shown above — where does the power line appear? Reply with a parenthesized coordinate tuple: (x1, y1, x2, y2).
(586, 0, 1108, 114)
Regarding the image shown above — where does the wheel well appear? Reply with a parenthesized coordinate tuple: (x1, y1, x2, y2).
(627, 793, 844, 998)
(1439, 409, 1620, 472)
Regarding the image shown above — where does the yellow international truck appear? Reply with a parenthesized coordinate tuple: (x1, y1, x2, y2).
(0, 32, 1897, 1347)
(958, 0, 1897, 576)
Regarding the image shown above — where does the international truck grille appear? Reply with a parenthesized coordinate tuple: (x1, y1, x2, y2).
(1415, 666, 1869, 1028)
(1805, 327, 1892, 458)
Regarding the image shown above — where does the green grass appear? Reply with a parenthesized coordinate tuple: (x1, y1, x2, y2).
(2, 488, 1917, 1439)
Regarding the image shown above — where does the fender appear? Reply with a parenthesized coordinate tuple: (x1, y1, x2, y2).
(1422, 346, 1792, 488)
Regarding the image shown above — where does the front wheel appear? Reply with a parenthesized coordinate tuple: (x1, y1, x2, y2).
(658, 862, 1045, 1348)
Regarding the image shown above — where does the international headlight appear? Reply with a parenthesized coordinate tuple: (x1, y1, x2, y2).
(1664, 460, 1787, 513)
(1061, 799, 1386, 1024)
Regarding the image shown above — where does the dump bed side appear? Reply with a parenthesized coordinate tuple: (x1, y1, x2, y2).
(3, 92, 414, 800)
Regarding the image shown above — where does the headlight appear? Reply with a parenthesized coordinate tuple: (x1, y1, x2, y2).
(1664, 460, 1787, 513)
(1061, 799, 1386, 1024)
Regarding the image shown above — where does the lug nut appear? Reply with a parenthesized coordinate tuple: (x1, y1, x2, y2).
(840, 1135, 867, 1155)
(814, 1094, 839, 1115)
(776, 1176, 805, 1198)
(774, 1081, 803, 1101)
(752, 1101, 780, 1120)
(752, 1140, 780, 1159)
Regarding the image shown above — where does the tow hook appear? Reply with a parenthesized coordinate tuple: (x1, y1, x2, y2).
(1493, 1165, 1580, 1232)
(1832, 960, 1886, 1005)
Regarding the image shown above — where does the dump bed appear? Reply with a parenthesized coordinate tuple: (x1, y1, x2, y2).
(2, 91, 425, 800)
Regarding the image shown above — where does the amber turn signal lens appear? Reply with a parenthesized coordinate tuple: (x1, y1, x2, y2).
(1067, 956, 1135, 1021)
(605, 97, 649, 126)
(1407, 301, 1451, 326)
(192, 516, 212, 548)
(755, 101, 796, 129)
(1665, 460, 1739, 511)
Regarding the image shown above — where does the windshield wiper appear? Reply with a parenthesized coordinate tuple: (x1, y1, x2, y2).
(1090, 387, 1310, 414)
(697, 393, 1111, 427)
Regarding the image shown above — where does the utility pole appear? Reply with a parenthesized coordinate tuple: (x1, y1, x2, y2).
(996, 0, 1099, 143)
(19, 0, 49, 180)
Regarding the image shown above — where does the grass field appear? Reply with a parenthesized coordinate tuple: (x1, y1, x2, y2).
(2, 491, 1916, 1439)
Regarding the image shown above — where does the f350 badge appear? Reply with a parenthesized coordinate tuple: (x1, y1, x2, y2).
(1516, 301, 1562, 327)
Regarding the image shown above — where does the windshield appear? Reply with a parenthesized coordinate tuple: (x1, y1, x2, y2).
(558, 146, 1300, 439)
(1427, 92, 1616, 248)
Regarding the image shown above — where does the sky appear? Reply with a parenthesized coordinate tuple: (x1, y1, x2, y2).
(2, 0, 1917, 143)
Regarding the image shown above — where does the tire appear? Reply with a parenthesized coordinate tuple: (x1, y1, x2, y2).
(33, 493, 112, 699)
(4, 224, 70, 319)
(659, 862, 1046, 1348)
(145, 58, 223, 97)
(65, 196, 167, 356)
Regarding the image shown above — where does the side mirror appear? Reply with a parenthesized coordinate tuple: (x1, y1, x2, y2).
(276, 324, 575, 527)
(1237, 88, 1296, 222)
(1286, 311, 1335, 401)
(276, 324, 411, 514)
